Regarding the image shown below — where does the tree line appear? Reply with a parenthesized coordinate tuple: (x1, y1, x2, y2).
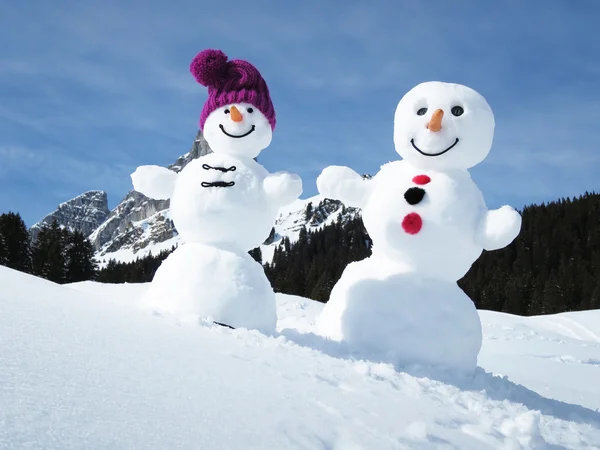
(97, 248, 175, 284)
(4, 191, 600, 315)
(265, 195, 600, 315)
(264, 210, 371, 302)
(459, 192, 600, 315)
(94, 194, 600, 316)
(0, 212, 97, 284)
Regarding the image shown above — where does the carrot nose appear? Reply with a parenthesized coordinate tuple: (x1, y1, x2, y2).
(427, 109, 443, 132)
(230, 106, 243, 123)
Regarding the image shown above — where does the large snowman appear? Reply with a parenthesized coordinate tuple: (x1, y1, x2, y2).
(316, 82, 521, 373)
(131, 49, 302, 332)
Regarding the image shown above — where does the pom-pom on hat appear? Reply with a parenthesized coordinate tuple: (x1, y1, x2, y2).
(190, 49, 276, 131)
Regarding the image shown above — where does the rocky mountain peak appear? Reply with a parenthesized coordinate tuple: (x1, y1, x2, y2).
(168, 130, 213, 173)
(92, 130, 213, 255)
(30, 190, 110, 241)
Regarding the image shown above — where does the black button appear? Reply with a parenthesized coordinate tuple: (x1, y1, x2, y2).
(404, 187, 426, 205)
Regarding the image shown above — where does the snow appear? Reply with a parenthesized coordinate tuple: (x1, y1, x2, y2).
(316, 258, 482, 374)
(144, 242, 277, 332)
(130, 165, 178, 200)
(315, 82, 521, 374)
(478, 310, 600, 412)
(317, 166, 371, 209)
(1, 266, 600, 449)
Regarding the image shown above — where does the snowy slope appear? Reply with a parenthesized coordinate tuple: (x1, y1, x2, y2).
(1, 267, 600, 449)
(479, 310, 600, 413)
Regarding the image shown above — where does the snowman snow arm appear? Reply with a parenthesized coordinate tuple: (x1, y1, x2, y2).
(263, 171, 303, 206)
(476, 205, 522, 251)
(131, 165, 178, 200)
(316, 166, 372, 209)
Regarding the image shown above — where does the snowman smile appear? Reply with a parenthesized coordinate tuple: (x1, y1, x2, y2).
(219, 124, 256, 138)
(410, 138, 460, 157)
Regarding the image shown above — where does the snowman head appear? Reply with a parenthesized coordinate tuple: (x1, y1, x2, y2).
(203, 103, 272, 159)
(190, 49, 276, 159)
(394, 82, 495, 170)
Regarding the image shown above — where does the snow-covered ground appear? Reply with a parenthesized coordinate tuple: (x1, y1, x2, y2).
(1, 266, 599, 449)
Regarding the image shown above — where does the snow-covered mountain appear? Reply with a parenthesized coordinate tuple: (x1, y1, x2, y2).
(259, 196, 360, 263)
(93, 195, 359, 267)
(91, 130, 213, 260)
(32, 130, 360, 266)
(89, 192, 172, 256)
(2, 265, 599, 449)
(30, 190, 110, 242)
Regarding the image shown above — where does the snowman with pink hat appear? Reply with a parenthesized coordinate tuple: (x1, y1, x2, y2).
(131, 49, 302, 332)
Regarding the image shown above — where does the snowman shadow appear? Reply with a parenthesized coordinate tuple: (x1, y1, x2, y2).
(279, 287, 600, 429)
(281, 328, 600, 427)
(444, 366, 600, 428)
(277, 327, 353, 361)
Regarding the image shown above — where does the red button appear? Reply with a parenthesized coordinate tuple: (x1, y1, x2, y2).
(402, 213, 422, 235)
(412, 175, 431, 185)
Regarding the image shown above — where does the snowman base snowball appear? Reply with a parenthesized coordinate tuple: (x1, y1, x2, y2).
(316, 257, 482, 374)
(145, 243, 277, 333)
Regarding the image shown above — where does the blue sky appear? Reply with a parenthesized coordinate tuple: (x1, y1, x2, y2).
(1, 0, 599, 226)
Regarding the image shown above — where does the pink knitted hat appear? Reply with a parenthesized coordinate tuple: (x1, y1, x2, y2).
(190, 49, 276, 131)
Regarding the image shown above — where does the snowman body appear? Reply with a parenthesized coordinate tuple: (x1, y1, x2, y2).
(316, 81, 521, 373)
(171, 153, 278, 252)
(361, 161, 486, 282)
(316, 161, 486, 371)
(141, 152, 284, 332)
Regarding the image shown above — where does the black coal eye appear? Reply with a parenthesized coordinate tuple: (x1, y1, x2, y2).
(417, 108, 428, 116)
(247, 107, 254, 113)
(224, 109, 230, 114)
(451, 106, 464, 116)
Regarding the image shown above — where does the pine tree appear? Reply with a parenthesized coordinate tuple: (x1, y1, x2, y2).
(589, 282, 600, 310)
(305, 202, 313, 221)
(462, 192, 600, 315)
(96, 247, 175, 283)
(0, 230, 8, 266)
(65, 230, 98, 283)
(502, 279, 524, 315)
(0, 212, 32, 273)
(249, 247, 262, 264)
(32, 221, 67, 283)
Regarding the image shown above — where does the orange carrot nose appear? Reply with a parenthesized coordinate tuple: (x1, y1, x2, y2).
(427, 109, 444, 132)
(230, 106, 243, 123)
